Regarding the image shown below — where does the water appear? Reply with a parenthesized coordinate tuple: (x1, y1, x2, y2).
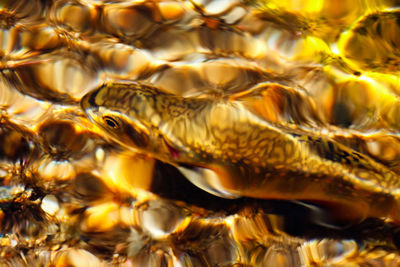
(1, 0, 400, 266)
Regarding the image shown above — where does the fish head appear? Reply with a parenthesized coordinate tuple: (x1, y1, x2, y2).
(81, 82, 185, 161)
(80, 83, 155, 152)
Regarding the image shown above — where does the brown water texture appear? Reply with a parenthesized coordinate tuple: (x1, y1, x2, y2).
(2, 0, 400, 266)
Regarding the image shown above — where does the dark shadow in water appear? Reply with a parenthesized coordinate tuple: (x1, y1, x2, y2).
(151, 160, 400, 249)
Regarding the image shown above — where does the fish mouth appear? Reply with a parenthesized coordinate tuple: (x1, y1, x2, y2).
(81, 106, 99, 127)
(80, 90, 102, 129)
(80, 89, 100, 111)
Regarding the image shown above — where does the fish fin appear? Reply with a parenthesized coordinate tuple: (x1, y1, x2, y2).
(290, 200, 366, 229)
(228, 82, 271, 101)
(290, 200, 345, 229)
(177, 165, 241, 199)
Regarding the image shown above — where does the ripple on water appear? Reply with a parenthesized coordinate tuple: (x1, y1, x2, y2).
(1, 0, 400, 265)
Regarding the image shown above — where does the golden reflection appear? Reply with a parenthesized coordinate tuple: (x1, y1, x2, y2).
(2, 0, 400, 266)
(100, 152, 155, 194)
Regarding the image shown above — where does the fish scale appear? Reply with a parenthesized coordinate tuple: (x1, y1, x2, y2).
(81, 81, 400, 224)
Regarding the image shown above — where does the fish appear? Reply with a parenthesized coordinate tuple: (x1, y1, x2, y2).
(81, 82, 400, 224)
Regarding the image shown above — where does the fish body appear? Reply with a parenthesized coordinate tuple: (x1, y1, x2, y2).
(81, 82, 400, 223)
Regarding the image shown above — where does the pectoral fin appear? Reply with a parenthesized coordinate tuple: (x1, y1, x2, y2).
(176, 165, 241, 199)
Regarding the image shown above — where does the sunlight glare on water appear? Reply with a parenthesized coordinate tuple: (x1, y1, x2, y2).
(2, 0, 400, 266)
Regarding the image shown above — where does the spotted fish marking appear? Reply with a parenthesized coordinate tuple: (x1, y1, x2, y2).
(81, 82, 400, 223)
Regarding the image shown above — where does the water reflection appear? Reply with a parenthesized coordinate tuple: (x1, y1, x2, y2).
(2, 0, 400, 266)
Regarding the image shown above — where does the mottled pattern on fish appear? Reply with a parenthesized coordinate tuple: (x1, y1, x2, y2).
(81, 82, 400, 221)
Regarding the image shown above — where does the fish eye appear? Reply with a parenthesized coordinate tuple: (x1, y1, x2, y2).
(102, 115, 120, 129)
